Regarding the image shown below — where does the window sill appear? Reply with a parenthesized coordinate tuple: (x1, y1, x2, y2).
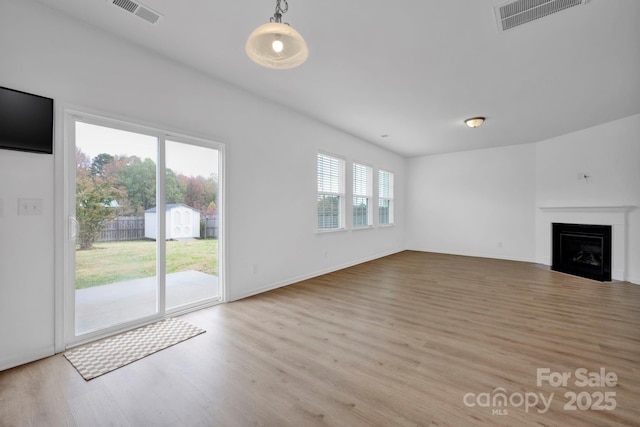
(352, 225, 374, 231)
(316, 228, 347, 235)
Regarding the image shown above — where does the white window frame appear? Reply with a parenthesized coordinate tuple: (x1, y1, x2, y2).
(317, 152, 345, 232)
(378, 169, 394, 226)
(352, 162, 373, 228)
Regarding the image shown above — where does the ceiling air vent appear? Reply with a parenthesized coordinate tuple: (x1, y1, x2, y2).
(108, 0, 163, 25)
(494, 0, 590, 32)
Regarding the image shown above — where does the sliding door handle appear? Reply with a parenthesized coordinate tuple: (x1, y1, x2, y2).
(69, 217, 79, 240)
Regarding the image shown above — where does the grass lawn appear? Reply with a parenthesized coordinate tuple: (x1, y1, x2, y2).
(75, 239, 218, 289)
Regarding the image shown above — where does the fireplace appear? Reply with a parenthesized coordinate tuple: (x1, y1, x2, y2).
(552, 223, 612, 281)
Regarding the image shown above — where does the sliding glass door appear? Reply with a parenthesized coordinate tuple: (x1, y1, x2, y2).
(165, 140, 220, 310)
(66, 112, 222, 343)
(73, 122, 159, 335)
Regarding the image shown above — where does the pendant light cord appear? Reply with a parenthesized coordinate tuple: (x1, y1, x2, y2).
(271, 0, 288, 23)
(275, 0, 288, 15)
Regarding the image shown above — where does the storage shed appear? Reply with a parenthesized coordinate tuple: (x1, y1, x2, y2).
(145, 204, 201, 240)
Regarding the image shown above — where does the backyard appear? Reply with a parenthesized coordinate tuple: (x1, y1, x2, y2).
(75, 239, 218, 289)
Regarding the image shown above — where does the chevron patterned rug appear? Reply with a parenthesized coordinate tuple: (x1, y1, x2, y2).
(64, 318, 205, 381)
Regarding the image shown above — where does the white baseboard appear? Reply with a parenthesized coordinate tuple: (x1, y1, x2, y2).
(228, 247, 637, 300)
(229, 248, 405, 302)
(0, 346, 54, 372)
(486, 259, 640, 286)
(627, 275, 640, 285)
(407, 247, 536, 264)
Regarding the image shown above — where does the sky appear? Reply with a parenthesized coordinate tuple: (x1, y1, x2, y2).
(75, 122, 218, 178)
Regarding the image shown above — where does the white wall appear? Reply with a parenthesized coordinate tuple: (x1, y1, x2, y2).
(406, 144, 537, 262)
(536, 115, 640, 208)
(406, 115, 640, 284)
(0, 150, 54, 369)
(0, 0, 405, 370)
(535, 114, 640, 283)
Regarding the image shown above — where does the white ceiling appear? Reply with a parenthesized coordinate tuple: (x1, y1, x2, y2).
(36, 0, 640, 157)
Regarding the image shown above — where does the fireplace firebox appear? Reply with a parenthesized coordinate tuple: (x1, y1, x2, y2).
(551, 223, 612, 281)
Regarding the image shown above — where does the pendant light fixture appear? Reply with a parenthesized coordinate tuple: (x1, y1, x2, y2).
(245, 0, 309, 69)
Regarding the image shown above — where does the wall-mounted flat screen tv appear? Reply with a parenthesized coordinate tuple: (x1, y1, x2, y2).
(0, 86, 54, 154)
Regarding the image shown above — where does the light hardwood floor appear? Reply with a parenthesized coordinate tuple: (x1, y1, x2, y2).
(1, 251, 639, 426)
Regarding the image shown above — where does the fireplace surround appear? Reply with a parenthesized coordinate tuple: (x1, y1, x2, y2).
(537, 206, 635, 282)
(552, 223, 612, 281)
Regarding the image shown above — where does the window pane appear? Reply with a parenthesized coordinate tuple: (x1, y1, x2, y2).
(74, 122, 158, 335)
(353, 197, 369, 227)
(353, 162, 371, 227)
(317, 154, 343, 194)
(353, 163, 370, 197)
(379, 170, 391, 198)
(317, 194, 341, 229)
(317, 153, 344, 230)
(165, 141, 220, 311)
(378, 170, 393, 225)
(379, 199, 390, 225)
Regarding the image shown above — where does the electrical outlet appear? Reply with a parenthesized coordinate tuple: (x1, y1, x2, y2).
(18, 198, 43, 216)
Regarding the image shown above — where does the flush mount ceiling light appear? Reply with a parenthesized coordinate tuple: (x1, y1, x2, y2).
(464, 117, 486, 128)
(245, 0, 309, 69)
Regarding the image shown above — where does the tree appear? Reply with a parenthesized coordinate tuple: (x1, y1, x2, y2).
(206, 201, 217, 215)
(90, 153, 114, 178)
(166, 168, 185, 204)
(75, 149, 124, 249)
(203, 174, 217, 208)
(75, 149, 216, 234)
(117, 157, 156, 215)
(178, 174, 217, 214)
(182, 175, 206, 211)
(76, 147, 90, 170)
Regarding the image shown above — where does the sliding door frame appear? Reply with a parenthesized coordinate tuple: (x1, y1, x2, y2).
(56, 107, 226, 350)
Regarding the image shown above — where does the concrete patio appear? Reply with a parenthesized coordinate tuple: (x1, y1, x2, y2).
(75, 270, 219, 334)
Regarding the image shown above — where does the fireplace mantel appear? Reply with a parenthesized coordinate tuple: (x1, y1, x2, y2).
(538, 205, 636, 213)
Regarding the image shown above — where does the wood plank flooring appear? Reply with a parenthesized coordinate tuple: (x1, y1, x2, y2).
(1, 251, 639, 426)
